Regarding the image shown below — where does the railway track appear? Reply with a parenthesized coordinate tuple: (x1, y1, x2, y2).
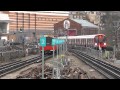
(0, 55, 53, 78)
(68, 49, 120, 79)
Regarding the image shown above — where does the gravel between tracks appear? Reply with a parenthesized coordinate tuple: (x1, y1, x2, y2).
(0, 55, 40, 79)
(0, 52, 106, 79)
(66, 52, 106, 79)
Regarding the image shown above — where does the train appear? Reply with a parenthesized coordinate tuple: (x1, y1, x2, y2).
(58, 34, 107, 50)
(39, 35, 57, 54)
(39, 34, 112, 54)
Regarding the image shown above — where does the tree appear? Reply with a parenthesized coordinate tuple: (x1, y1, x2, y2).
(100, 11, 120, 47)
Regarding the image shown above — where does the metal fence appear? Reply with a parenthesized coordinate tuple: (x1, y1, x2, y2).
(72, 46, 114, 60)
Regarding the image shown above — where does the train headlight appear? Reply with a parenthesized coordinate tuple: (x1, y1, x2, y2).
(104, 43, 106, 45)
(95, 43, 97, 46)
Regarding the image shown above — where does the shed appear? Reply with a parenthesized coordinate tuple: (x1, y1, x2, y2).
(54, 18, 99, 36)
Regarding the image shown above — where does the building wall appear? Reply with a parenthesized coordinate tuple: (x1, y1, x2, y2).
(54, 18, 82, 36)
(54, 18, 99, 36)
(8, 11, 69, 32)
(69, 11, 87, 19)
(0, 11, 69, 41)
(69, 11, 104, 25)
(82, 28, 98, 35)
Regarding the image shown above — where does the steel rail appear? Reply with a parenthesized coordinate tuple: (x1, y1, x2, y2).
(0, 55, 53, 78)
(69, 49, 120, 79)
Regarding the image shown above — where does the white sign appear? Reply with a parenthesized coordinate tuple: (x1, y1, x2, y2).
(63, 20, 70, 29)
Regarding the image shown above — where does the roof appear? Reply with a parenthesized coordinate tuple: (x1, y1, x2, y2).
(75, 35, 96, 39)
(58, 35, 95, 39)
(9, 11, 69, 16)
(58, 34, 105, 39)
(71, 19, 99, 28)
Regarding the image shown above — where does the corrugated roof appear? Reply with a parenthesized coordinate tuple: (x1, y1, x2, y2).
(71, 19, 99, 28)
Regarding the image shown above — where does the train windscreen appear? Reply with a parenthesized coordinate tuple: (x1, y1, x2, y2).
(94, 35, 106, 43)
(46, 37, 52, 45)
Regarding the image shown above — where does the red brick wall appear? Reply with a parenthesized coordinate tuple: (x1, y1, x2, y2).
(54, 18, 82, 36)
(8, 11, 68, 32)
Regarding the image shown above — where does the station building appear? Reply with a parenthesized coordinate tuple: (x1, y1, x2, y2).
(0, 11, 69, 41)
(54, 18, 99, 37)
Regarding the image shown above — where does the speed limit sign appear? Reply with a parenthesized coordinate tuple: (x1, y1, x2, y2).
(63, 20, 70, 29)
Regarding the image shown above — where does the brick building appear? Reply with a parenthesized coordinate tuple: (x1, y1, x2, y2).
(54, 18, 99, 37)
(0, 11, 69, 41)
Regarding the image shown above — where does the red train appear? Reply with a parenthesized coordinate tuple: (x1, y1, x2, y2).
(59, 34, 107, 50)
(39, 36, 57, 54)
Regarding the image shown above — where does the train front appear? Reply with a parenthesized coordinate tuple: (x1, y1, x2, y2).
(39, 36, 57, 55)
(94, 34, 107, 50)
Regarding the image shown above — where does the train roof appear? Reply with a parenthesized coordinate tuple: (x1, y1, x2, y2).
(75, 35, 96, 39)
(58, 34, 105, 39)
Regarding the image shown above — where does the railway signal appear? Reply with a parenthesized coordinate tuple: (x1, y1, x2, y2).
(63, 20, 70, 53)
(39, 35, 46, 79)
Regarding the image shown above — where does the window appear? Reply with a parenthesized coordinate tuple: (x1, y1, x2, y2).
(79, 39, 81, 45)
(81, 39, 83, 45)
(76, 39, 78, 44)
(45, 18, 48, 21)
(47, 18, 51, 21)
(42, 18, 45, 21)
(53, 19, 55, 21)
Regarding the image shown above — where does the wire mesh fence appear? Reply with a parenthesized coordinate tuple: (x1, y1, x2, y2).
(71, 46, 115, 60)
